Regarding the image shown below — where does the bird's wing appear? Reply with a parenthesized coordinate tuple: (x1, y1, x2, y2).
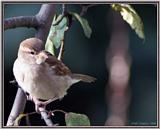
(38, 51, 96, 83)
(41, 50, 72, 76)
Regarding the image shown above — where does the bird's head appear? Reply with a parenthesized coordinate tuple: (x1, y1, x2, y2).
(18, 38, 45, 64)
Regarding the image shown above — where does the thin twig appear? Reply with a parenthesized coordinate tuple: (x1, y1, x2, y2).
(39, 107, 54, 126)
(26, 115, 31, 126)
(13, 109, 66, 126)
(80, 4, 98, 16)
(9, 79, 17, 84)
(20, 111, 37, 126)
(51, 109, 67, 114)
(57, 4, 68, 61)
(62, 4, 66, 15)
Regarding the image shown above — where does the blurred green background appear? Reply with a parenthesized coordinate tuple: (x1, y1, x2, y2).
(3, 3, 157, 126)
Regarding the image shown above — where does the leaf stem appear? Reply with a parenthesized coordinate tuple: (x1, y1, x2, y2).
(58, 40, 65, 61)
(80, 4, 98, 16)
(62, 4, 66, 15)
(52, 109, 67, 114)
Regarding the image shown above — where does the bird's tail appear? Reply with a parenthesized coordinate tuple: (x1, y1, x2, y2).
(71, 73, 96, 83)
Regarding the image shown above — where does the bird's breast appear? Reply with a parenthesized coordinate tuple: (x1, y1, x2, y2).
(13, 59, 72, 100)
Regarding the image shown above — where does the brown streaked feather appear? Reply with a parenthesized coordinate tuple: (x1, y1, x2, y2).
(40, 50, 71, 76)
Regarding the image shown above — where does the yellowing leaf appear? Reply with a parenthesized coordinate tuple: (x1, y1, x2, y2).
(111, 4, 145, 39)
(14, 114, 27, 126)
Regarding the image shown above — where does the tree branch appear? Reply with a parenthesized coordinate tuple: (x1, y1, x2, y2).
(6, 88, 27, 126)
(4, 16, 39, 30)
(35, 4, 56, 43)
(6, 4, 55, 126)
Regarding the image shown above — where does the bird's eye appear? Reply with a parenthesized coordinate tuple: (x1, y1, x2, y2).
(30, 51, 35, 55)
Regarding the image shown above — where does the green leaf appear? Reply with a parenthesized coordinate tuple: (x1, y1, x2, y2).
(65, 112, 90, 126)
(53, 14, 64, 25)
(111, 4, 145, 39)
(52, 15, 68, 49)
(45, 38, 55, 55)
(70, 12, 92, 38)
(45, 14, 68, 52)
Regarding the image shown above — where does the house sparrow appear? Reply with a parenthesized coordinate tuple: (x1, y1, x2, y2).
(13, 37, 96, 111)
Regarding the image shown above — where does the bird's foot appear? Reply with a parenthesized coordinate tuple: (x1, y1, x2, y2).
(27, 95, 56, 113)
(32, 97, 47, 113)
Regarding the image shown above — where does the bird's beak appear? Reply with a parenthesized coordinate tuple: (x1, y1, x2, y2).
(36, 52, 48, 64)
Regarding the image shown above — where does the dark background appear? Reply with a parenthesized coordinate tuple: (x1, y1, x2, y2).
(3, 3, 157, 126)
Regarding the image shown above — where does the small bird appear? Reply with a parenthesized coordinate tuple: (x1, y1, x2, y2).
(13, 37, 96, 111)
